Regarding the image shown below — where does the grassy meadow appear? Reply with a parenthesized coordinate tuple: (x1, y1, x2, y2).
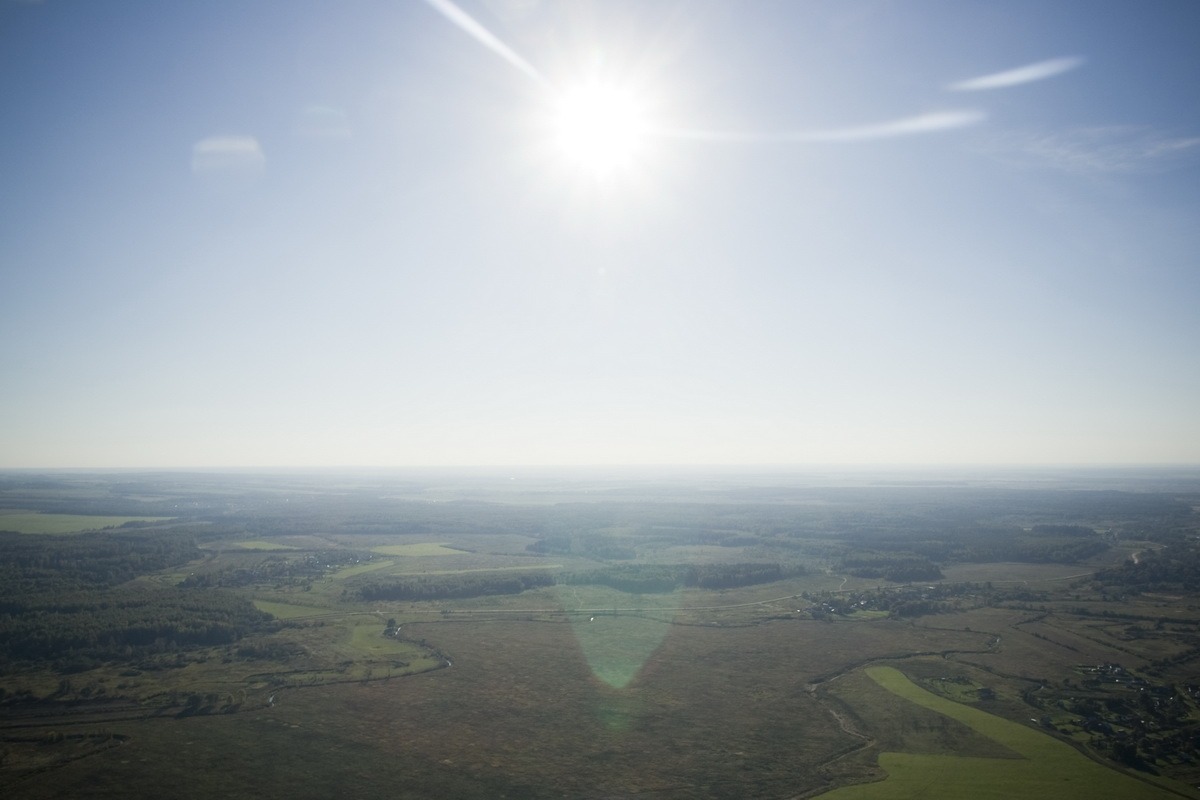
(371, 542, 470, 557)
(235, 540, 299, 550)
(0, 511, 172, 534)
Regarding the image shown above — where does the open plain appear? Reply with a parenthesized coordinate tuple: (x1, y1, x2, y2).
(3, 468, 1199, 798)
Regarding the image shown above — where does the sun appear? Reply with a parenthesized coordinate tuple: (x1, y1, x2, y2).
(548, 81, 650, 179)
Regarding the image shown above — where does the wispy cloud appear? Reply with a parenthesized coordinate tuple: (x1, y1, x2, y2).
(191, 136, 265, 174)
(981, 126, 1200, 175)
(295, 106, 352, 140)
(947, 56, 1084, 91)
(802, 110, 987, 142)
(654, 110, 986, 144)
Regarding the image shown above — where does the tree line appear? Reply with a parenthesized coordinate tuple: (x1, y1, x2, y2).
(355, 562, 808, 602)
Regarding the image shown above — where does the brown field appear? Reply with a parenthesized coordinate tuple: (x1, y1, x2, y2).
(6, 614, 992, 799)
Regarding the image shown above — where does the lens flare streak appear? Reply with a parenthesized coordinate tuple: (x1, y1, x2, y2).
(421, 0, 552, 91)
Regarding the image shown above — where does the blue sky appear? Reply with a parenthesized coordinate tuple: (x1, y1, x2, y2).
(2, 0, 1198, 468)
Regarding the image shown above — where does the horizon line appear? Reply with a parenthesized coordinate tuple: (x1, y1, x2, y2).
(2, 462, 1198, 473)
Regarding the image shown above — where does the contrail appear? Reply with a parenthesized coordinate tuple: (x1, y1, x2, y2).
(947, 56, 1084, 91)
(652, 110, 986, 143)
(422, 0, 553, 91)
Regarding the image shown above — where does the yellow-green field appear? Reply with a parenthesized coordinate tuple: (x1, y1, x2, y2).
(253, 600, 327, 619)
(817, 666, 1185, 799)
(330, 559, 395, 579)
(0, 511, 172, 534)
(370, 542, 469, 556)
(234, 540, 299, 550)
(348, 620, 422, 659)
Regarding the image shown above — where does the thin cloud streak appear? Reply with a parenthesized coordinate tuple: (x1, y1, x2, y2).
(652, 110, 986, 143)
(191, 136, 264, 173)
(982, 126, 1200, 175)
(295, 106, 352, 140)
(422, 0, 552, 91)
(947, 56, 1084, 91)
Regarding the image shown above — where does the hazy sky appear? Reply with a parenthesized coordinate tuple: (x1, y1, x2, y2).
(2, 0, 1199, 468)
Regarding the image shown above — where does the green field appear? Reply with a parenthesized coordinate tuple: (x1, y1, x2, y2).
(370, 542, 469, 556)
(347, 619, 426, 660)
(817, 666, 1180, 800)
(253, 600, 327, 619)
(0, 511, 172, 534)
(329, 559, 395, 579)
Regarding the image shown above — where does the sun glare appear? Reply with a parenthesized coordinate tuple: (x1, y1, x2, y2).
(549, 81, 649, 179)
